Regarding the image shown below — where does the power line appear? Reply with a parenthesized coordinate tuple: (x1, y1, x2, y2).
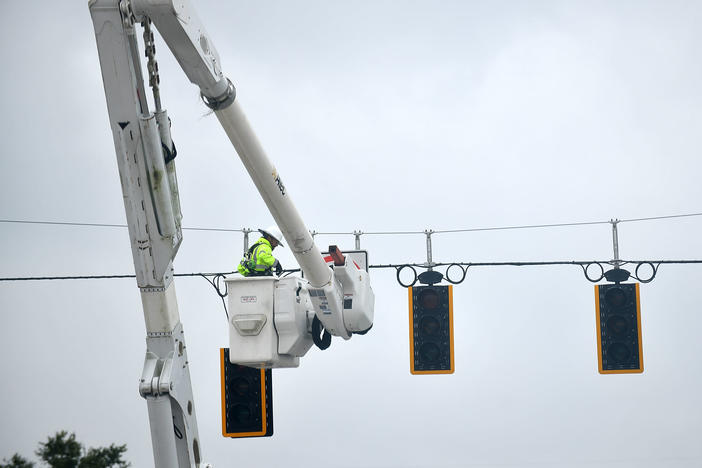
(431, 220, 610, 234)
(3, 260, 702, 282)
(0, 271, 233, 282)
(2, 211, 702, 236)
(320, 212, 702, 235)
(619, 212, 702, 223)
(0, 219, 245, 233)
(0, 274, 136, 281)
(0, 219, 127, 229)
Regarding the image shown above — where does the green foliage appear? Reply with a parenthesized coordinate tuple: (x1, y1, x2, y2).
(3, 431, 129, 468)
(0, 453, 35, 468)
(36, 432, 82, 468)
(76, 446, 129, 468)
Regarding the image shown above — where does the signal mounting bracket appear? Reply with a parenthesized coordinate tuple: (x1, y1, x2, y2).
(418, 270, 444, 285)
(604, 267, 631, 284)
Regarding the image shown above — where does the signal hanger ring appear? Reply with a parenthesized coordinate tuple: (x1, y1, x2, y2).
(634, 262, 658, 283)
(583, 262, 605, 283)
(396, 265, 417, 288)
(445, 263, 467, 284)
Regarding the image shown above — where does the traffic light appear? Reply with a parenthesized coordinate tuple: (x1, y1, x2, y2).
(220, 348, 273, 438)
(595, 283, 643, 374)
(409, 285, 454, 374)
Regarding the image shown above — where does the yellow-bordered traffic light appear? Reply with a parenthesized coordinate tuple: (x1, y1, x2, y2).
(220, 348, 273, 438)
(595, 283, 643, 374)
(409, 285, 454, 374)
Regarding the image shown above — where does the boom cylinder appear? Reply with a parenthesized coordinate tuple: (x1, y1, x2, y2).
(214, 100, 332, 288)
(139, 114, 177, 238)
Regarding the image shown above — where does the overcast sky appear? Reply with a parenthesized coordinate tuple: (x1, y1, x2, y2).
(1, 1, 702, 467)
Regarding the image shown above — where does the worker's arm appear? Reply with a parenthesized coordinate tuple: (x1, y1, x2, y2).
(252, 242, 277, 271)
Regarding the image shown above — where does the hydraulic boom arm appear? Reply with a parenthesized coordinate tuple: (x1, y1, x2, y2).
(130, 0, 370, 338)
(90, 0, 374, 465)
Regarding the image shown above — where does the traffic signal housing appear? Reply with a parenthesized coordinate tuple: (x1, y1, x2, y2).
(409, 285, 454, 374)
(595, 283, 643, 374)
(220, 348, 273, 438)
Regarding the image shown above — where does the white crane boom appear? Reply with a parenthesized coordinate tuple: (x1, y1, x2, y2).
(89, 0, 374, 465)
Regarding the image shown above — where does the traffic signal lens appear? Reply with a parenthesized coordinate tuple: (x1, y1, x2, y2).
(604, 287, 627, 308)
(420, 343, 441, 363)
(607, 342, 631, 364)
(231, 404, 253, 425)
(418, 289, 440, 309)
(232, 377, 251, 396)
(606, 315, 630, 338)
(420, 316, 441, 336)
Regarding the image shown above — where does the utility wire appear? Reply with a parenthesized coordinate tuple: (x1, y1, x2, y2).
(319, 212, 702, 235)
(2, 212, 700, 283)
(3, 260, 702, 282)
(619, 213, 702, 223)
(0, 272, 233, 282)
(0, 274, 137, 281)
(0, 219, 245, 232)
(432, 220, 610, 234)
(2, 211, 702, 236)
(0, 219, 127, 229)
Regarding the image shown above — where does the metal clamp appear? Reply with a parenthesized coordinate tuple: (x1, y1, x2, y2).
(201, 79, 236, 110)
(242, 227, 253, 253)
(353, 230, 363, 250)
(424, 229, 436, 270)
(610, 219, 622, 268)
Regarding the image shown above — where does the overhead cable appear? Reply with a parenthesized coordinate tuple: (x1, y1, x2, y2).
(2, 211, 702, 236)
(0, 219, 245, 232)
(0, 271, 235, 282)
(3, 260, 702, 283)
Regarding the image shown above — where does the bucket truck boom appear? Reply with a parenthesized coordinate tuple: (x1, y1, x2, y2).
(89, 0, 374, 465)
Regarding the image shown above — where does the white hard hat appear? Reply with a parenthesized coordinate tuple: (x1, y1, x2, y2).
(259, 225, 284, 247)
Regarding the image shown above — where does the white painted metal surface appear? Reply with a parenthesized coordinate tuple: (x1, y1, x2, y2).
(225, 275, 315, 368)
(214, 103, 330, 287)
(140, 281, 180, 333)
(89, 1, 202, 466)
(333, 258, 375, 333)
(131, 0, 229, 99)
(214, 102, 351, 339)
(90, 0, 375, 463)
(274, 277, 315, 356)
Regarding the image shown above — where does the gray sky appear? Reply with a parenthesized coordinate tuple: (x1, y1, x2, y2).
(1, 1, 702, 467)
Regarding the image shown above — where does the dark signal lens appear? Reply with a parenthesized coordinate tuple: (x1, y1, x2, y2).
(607, 343, 631, 364)
(606, 315, 630, 338)
(419, 289, 440, 309)
(604, 287, 627, 308)
(420, 316, 441, 336)
(420, 343, 441, 363)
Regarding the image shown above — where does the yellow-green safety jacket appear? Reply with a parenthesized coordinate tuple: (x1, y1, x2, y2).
(238, 238, 277, 276)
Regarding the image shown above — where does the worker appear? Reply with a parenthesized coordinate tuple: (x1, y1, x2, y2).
(238, 225, 284, 276)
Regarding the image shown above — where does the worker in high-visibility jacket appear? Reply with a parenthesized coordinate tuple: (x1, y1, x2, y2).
(238, 225, 284, 276)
